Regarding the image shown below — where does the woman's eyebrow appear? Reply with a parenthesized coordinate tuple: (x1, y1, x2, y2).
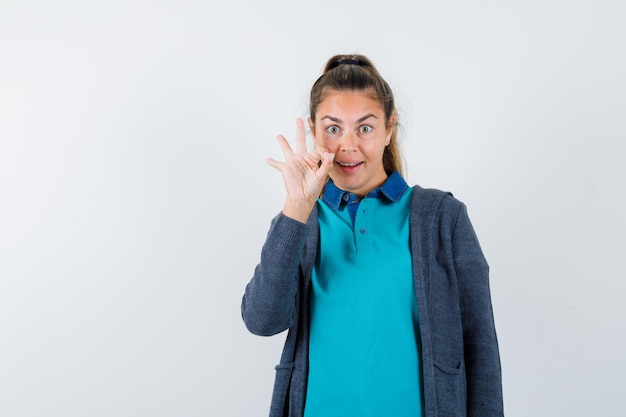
(357, 114, 377, 123)
(321, 115, 342, 123)
(320, 114, 378, 123)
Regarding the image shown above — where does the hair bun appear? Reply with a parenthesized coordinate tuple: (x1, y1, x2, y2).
(332, 58, 364, 67)
(323, 54, 375, 73)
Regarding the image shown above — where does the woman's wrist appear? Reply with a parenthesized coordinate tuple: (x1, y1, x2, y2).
(282, 199, 316, 224)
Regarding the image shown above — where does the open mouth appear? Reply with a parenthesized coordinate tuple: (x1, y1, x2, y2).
(336, 161, 364, 167)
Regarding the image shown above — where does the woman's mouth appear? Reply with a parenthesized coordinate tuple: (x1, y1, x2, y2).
(336, 161, 363, 172)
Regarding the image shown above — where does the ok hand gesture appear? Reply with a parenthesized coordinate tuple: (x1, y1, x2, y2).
(267, 118, 335, 223)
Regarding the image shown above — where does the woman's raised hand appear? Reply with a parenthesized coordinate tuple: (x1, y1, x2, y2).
(267, 118, 335, 223)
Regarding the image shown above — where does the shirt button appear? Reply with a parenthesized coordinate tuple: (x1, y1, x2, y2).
(359, 228, 367, 234)
(342, 194, 349, 201)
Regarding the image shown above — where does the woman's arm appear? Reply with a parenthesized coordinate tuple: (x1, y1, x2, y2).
(451, 203, 504, 416)
(241, 213, 309, 336)
(242, 119, 333, 336)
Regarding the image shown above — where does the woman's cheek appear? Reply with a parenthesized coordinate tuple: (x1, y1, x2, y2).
(318, 137, 337, 152)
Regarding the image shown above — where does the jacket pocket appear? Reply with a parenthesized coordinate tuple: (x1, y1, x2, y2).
(433, 360, 466, 417)
(269, 362, 295, 417)
(434, 360, 461, 375)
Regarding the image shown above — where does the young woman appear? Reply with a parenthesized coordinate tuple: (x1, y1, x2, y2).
(242, 54, 503, 417)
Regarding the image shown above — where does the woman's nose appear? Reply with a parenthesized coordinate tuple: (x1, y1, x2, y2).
(340, 132, 356, 151)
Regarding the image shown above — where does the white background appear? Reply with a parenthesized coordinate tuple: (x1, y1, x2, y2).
(1, 0, 624, 416)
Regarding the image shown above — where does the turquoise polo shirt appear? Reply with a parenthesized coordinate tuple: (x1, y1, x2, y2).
(304, 172, 423, 417)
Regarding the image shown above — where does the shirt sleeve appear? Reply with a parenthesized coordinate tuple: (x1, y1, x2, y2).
(451, 202, 504, 416)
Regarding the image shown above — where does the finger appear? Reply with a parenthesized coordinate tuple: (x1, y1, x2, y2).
(317, 152, 335, 179)
(266, 157, 283, 171)
(276, 135, 295, 158)
(301, 148, 323, 166)
(294, 118, 307, 154)
(314, 145, 330, 155)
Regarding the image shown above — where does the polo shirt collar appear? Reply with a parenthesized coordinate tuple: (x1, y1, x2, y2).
(321, 171, 409, 209)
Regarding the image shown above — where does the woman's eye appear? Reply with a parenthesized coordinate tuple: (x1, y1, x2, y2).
(359, 125, 372, 134)
(326, 126, 340, 134)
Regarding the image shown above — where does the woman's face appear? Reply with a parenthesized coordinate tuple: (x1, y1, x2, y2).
(309, 89, 393, 197)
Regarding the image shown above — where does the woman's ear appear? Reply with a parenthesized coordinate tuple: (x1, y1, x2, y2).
(385, 115, 396, 146)
(308, 117, 316, 144)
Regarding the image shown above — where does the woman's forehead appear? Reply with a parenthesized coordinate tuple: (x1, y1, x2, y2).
(316, 89, 384, 120)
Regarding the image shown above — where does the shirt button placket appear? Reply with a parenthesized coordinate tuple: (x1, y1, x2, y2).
(355, 200, 371, 255)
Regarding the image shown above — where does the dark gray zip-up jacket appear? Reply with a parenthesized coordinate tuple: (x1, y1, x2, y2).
(242, 185, 503, 417)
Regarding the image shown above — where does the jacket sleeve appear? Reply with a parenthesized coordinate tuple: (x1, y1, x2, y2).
(451, 202, 504, 416)
(241, 213, 309, 336)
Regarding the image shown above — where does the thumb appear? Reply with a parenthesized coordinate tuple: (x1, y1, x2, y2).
(318, 152, 335, 178)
